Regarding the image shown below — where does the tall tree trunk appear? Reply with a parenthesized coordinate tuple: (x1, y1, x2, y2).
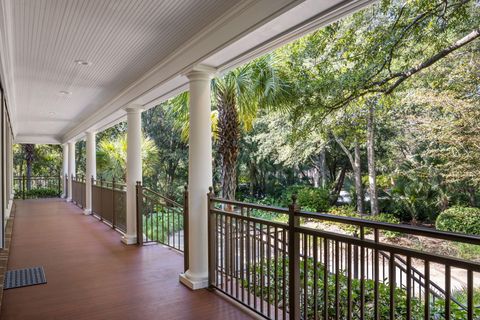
(330, 165, 347, 205)
(319, 146, 327, 188)
(217, 93, 239, 200)
(312, 168, 320, 188)
(249, 162, 257, 196)
(367, 103, 379, 216)
(333, 134, 364, 214)
(354, 139, 365, 214)
(467, 186, 476, 207)
(23, 144, 35, 191)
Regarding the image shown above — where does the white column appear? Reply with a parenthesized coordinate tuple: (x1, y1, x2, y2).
(122, 105, 143, 245)
(61, 143, 68, 198)
(67, 141, 76, 202)
(179, 66, 214, 290)
(84, 131, 96, 215)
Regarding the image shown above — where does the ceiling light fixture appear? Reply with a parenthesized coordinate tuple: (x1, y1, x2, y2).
(59, 90, 71, 96)
(49, 112, 56, 116)
(74, 59, 91, 66)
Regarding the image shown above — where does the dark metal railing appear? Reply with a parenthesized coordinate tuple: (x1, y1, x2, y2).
(14, 175, 62, 199)
(207, 191, 480, 320)
(91, 177, 127, 233)
(71, 175, 86, 208)
(136, 182, 189, 271)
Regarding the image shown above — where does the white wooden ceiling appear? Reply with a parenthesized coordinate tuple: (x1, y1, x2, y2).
(9, 0, 239, 140)
(0, 0, 372, 144)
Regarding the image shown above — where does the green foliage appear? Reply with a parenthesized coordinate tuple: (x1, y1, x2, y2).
(143, 208, 184, 244)
(244, 256, 480, 319)
(327, 206, 401, 238)
(96, 131, 159, 182)
(18, 188, 60, 199)
(244, 257, 415, 319)
(296, 187, 330, 212)
(436, 206, 480, 235)
(14, 144, 62, 177)
(142, 103, 188, 198)
(278, 185, 330, 212)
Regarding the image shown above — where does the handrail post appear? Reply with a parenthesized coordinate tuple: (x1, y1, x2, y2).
(58, 174, 61, 196)
(22, 175, 26, 199)
(353, 231, 359, 279)
(288, 194, 300, 320)
(183, 185, 189, 273)
(99, 177, 104, 221)
(91, 175, 95, 215)
(112, 177, 116, 229)
(207, 186, 215, 288)
(136, 181, 143, 245)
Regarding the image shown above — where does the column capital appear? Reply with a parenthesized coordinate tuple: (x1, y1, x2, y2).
(185, 65, 216, 81)
(85, 130, 96, 135)
(124, 104, 144, 114)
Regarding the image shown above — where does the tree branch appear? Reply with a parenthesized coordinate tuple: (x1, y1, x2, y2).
(384, 28, 480, 93)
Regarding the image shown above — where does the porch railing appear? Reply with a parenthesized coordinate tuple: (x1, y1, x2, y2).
(14, 175, 62, 199)
(71, 175, 86, 208)
(91, 177, 127, 233)
(207, 191, 480, 320)
(136, 183, 189, 271)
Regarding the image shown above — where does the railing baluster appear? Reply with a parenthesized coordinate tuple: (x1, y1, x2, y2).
(230, 216, 234, 297)
(240, 217, 245, 303)
(313, 235, 318, 320)
(335, 240, 340, 320)
(274, 227, 279, 320)
(406, 256, 412, 320)
(360, 226, 365, 320)
(303, 233, 308, 319)
(424, 261, 430, 320)
(288, 195, 300, 320)
(389, 252, 395, 320)
(445, 265, 450, 320)
(282, 229, 287, 320)
(323, 239, 329, 320)
(246, 218, 251, 307)
(374, 229, 380, 320)
(347, 243, 352, 320)
(468, 269, 473, 320)
(267, 224, 271, 319)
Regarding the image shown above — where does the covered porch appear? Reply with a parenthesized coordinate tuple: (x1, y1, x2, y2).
(1, 198, 250, 319)
(0, 0, 479, 319)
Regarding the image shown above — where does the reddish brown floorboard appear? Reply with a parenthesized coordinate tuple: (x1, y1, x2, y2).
(1, 199, 252, 320)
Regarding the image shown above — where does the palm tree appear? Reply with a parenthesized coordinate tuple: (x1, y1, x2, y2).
(172, 54, 291, 200)
(96, 134, 159, 182)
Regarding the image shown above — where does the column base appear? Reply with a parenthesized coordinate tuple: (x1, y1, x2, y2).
(83, 208, 92, 215)
(121, 234, 137, 245)
(179, 272, 208, 290)
(66, 197, 72, 202)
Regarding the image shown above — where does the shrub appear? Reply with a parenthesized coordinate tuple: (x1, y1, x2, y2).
(436, 206, 480, 235)
(326, 207, 401, 238)
(243, 257, 480, 319)
(23, 188, 60, 199)
(296, 187, 330, 212)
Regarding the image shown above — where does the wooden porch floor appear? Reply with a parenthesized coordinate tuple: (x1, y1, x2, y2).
(0, 199, 251, 320)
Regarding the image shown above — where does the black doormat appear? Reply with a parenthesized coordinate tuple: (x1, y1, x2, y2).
(3, 266, 47, 289)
